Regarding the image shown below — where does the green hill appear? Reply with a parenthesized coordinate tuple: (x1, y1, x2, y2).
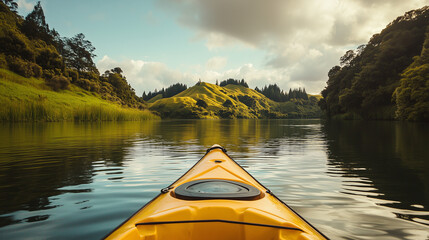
(0, 1, 159, 121)
(0, 1, 321, 120)
(320, 6, 429, 121)
(149, 82, 321, 119)
(147, 93, 163, 103)
(0, 69, 158, 121)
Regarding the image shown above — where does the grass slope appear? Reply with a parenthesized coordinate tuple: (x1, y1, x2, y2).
(0, 69, 159, 121)
(149, 82, 321, 119)
(147, 93, 163, 103)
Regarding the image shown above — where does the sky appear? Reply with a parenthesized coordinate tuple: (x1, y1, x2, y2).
(17, 0, 428, 95)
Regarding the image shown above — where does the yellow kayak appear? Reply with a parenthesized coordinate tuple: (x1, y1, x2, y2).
(105, 145, 328, 240)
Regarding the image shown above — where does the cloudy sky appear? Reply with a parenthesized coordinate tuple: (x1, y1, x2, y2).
(18, 0, 428, 95)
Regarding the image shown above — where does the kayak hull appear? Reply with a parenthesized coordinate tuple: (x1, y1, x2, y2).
(105, 146, 327, 240)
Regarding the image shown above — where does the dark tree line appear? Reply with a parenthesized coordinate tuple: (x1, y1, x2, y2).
(255, 84, 308, 102)
(393, 28, 429, 121)
(219, 78, 249, 88)
(320, 6, 429, 120)
(142, 83, 188, 101)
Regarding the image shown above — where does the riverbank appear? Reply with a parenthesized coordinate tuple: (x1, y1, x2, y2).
(0, 69, 159, 121)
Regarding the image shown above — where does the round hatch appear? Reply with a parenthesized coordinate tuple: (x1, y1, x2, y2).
(174, 179, 261, 200)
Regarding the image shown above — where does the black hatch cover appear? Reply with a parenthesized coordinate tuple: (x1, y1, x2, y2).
(174, 179, 261, 200)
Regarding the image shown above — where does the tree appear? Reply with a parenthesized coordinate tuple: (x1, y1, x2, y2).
(63, 33, 97, 72)
(328, 66, 341, 78)
(219, 78, 249, 87)
(111, 67, 123, 75)
(21, 1, 54, 44)
(1, 0, 18, 12)
(25, 1, 47, 28)
(340, 50, 356, 67)
(321, 6, 429, 120)
(393, 29, 429, 121)
(142, 83, 187, 101)
(257, 84, 309, 102)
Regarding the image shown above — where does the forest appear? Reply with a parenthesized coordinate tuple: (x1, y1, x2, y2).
(144, 79, 310, 103)
(0, 0, 144, 109)
(142, 83, 188, 101)
(255, 84, 309, 102)
(320, 6, 429, 121)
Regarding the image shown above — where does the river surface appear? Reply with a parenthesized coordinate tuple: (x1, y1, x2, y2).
(0, 119, 428, 239)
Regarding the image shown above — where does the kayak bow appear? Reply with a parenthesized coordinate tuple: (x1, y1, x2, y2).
(105, 145, 328, 240)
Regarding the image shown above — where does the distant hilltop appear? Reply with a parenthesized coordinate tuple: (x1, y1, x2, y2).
(0, 1, 321, 120)
(146, 81, 321, 119)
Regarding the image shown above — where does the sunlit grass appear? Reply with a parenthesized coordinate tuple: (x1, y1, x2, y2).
(149, 82, 321, 119)
(0, 69, 159, 121)
(149, 82, 276, 118)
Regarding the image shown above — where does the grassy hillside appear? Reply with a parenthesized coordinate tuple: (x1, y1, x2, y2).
(149, 82, 321, 119)
(0, 2, 157, 122)
(0, 2, 321, 121)
(147, 93, 163, 103)
(0, 69, 159, 121)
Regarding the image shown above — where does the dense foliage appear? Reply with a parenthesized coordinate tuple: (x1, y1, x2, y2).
(320, 6, 429, 120)
(0, 1, 144, 108)
(393, 28, 429, 121)
(255, 84, 308, 102)
(142, 83, 187, 101)
(219, 78, 249, 88)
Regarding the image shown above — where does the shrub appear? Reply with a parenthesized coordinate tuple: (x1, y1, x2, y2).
(237, 95, 256, 108)
(80, 71, 99, 81)
(196, 99, 208, 108)
(90, 81, 100, 93)
(42, 69, 54, 80)
(0, 28, 35, 61)
(31, 63, 42, 78)
(75, 78, 91, 91)
(7, 56, 33, 78)
(223, 99, 233, 108)
(46, 75, 70, 91)
(75, 78, 99, 92)
(218, 109, 234, 118)
(36, 49, 63, 70)
(66, 69, 79, 83)
(0, 54, 7, 69)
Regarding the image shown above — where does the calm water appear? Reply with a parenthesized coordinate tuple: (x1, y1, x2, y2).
(0, 120, 428, 239)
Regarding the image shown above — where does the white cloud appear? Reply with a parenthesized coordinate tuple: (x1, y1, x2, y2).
(97, 56, 197, 95)
(98, 55, 325, 96)
(205, 57, 227, 71)
(17, 0, 34, 12)
(157, 0, 427, 93)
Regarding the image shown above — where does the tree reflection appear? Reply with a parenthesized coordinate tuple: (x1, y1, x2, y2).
(138, 119, 320, 153)
(0, 119, 323, 228)
(322, 120, 429, 224)
(0, 122, 137, 224)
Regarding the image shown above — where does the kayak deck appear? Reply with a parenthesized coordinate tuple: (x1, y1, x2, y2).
(105, 146, 327, 240)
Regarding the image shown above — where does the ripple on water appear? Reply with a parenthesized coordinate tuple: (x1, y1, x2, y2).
(0, 120, 428, 240)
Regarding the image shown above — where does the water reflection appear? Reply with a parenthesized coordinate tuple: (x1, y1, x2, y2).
(322, 120, 429, 225)
(0, 120, 428, 239)
(0, 123, 136, 226)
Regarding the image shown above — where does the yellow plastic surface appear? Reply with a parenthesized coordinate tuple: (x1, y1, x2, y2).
(105, 147, 327, 240)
